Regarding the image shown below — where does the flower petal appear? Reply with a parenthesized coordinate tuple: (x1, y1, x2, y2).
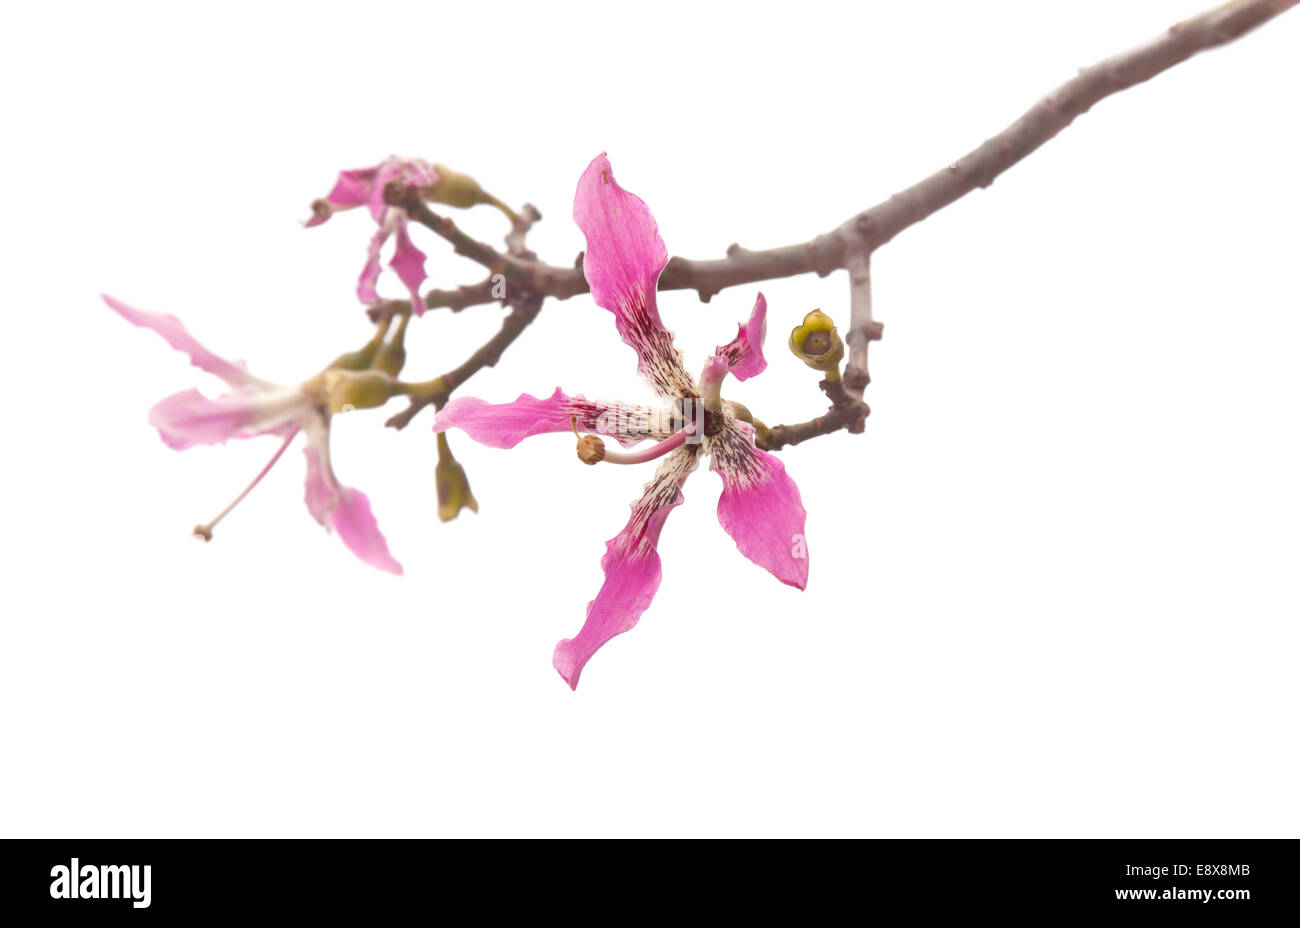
(707, 418, 809, 590)
(368, 157, 438, 222)
(302, 415, 402, 574)
(325, 167, 380, 208)
(331, 486, 403, 575)
(103, 294, 260, 388)
(357, 219, 392, 305)
(553, 445, 700, 689)
(433, 388, 673, 449)
(717, 292, 768, 381)
(573, 154, 695, 399)
(302, 442, 335, 527)
(150, 387, 304, 450)
(389, 215, 428, 313)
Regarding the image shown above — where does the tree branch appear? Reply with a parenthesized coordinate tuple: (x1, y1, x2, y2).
(396, 0, 1297, 306)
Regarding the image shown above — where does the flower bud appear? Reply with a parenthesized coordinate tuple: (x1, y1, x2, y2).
(425, 164, 488, 209)
(436, 434, 479, 522)
(324, 370, 397, 415)
(372, 316, 409, 377)
(788, 309, 845, 380)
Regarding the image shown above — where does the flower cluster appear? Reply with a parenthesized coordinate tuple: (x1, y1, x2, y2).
(107, 152, 835, 689)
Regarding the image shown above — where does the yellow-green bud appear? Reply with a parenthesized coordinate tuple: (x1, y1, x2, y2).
(324, 370, 397, 415)
(326, 345, 380, 372)
(426, 164, 488, 209)
(436, 433, 479, 522)
(789, 309, 845, 380)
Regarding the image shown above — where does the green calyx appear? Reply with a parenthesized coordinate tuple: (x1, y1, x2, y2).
(789, 308, 845, 380)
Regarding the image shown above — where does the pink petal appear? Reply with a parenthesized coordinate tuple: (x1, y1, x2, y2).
(708, 418, 809, 590)
(389, 215, 428, 313)
(357, 220, 392, 304)
(149, 387, 302, 450)
(367, 157, 437, 222)
(572, 154, 695, 399)
(325, 167, 380, 208)
(433, 388, 673, 449)
(302, 443, 335, 527)
(302, 420, 402, 574)
(331, 486, 403, 575)
(103, 294, 255, 388)
(554, 445, 700, 689)
(717, 292, 768, 381)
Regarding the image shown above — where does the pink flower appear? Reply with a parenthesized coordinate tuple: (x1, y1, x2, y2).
(434, 154, 807, 688)
(306, 156, 438, 313)
(103, 294, 402, 575)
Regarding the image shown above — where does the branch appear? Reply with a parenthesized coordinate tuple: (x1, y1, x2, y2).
(395, 0, 1297, 305)
(384, 294, 545, 430)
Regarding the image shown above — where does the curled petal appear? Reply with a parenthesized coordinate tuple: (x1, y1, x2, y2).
(368, 157, 438, 222)
(389, 215, 428, 313)
(433, 388, 673, 449)
(150, 387, 304, 450)
(707, 418, 809, 590)
(553, 445, 700, 689)
(357, 218, 393, 305)
(573, 154, 695, 399)
(717, 292, 768, 381)
(103, 294, 260, 388)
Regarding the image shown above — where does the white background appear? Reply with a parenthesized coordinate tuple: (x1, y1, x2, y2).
(1, 1, 1297, 837)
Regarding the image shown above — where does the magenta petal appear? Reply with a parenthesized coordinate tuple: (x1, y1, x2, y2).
(554, 445, 699, 689)
(572, 154, 694, 398)
(389, 216, 427, 313)
(103, 294, 255, 387)
(331, 486, 403, 575)
(326, 167, 380, 208)
(433, 388, 672, 449)
(709, 419, 809, 590)
(717, 292, 768, 381)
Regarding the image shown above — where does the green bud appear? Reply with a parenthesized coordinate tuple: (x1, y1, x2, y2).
(426, 164, 488, 209)
(788, 309, 845, 380)
(435, 433, 479, 522)
(324, 370, 397, 415)
(372, 315, 409, 377)
(326, 345, 380, 372)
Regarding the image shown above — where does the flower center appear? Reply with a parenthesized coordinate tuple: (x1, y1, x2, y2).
(802, 330, 833, 357)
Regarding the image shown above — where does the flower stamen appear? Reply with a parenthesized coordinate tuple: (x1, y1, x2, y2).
(193, 425, 300, 541)
(570, 416, 696, 467)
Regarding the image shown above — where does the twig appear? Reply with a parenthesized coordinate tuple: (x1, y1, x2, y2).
(385, 294, 545, 430)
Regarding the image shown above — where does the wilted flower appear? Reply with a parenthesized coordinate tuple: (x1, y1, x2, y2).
(434, 155, 808, 688)
(306, 156, 437, 312)
(103, 295, 402, 574)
